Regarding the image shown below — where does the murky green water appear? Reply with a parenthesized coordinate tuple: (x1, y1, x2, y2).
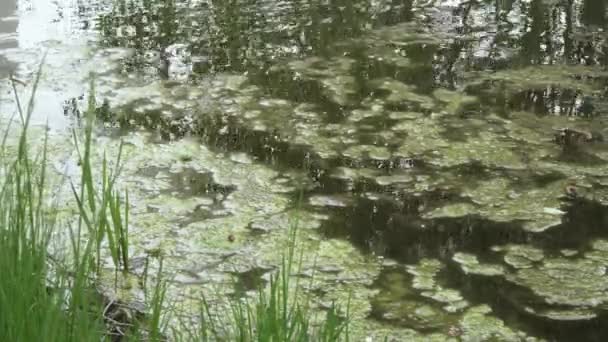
(2, 0, 608, 340)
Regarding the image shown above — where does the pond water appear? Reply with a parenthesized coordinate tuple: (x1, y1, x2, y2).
(2, 0, 608, 340)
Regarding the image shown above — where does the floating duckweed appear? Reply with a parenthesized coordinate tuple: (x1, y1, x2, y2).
(591, 239, 608, 252)
(349, 109, 382, 122)
(407, 258, 442, 290)
(460, 305, 523, 342)
(330, 166, 381, 181)
(407, 259, 468, 311)
(423, 203, 477, 219)
(510, 257, 608, 307)
(421, 289, 464, 305)
(453, 253, 505, 276)
(309, 195, 352, 208)
(388, 111, 422, 120)
(430, 130, 525, 169)
(460, 178, 565, 232)
(342, 144, 392, 161)
(432, 88, 479, 115)
(375, 174, 413, 186)
(531, 308, 597, 321)
(322, 75, 358, 106)
(373, 78, 435, 109)
(466, 65, 608, 94)
(286, 56, 357, 106)
(493, 244, 544, 269)
(371, 267, 455, 329)
(560, 249, 579, 257)
(504, 254, 535, 269)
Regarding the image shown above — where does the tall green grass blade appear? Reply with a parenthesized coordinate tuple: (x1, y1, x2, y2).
(0, 60, 103, 342)
(149, 258, 167, 341)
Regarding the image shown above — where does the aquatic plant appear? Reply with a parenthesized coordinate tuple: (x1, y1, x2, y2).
(71, 79, 130, 275)
(174, 215, 351, 341)
(0, 68, 160, 340)
(0, 64, 104, 342)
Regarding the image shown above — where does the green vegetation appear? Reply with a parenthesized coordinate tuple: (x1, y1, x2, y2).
(0, 66, 104, 341)
(190, 224, 350, 341)
(4, 0, 608, 340)
(71, 83, 130, 275)
(0, 70, 350, 341)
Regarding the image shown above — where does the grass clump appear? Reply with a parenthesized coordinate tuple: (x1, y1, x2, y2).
(189, 221, 351, 342)
(71, 83, 130, 275)
(0, 67, 104, 341)
(0, 71, 137, 341)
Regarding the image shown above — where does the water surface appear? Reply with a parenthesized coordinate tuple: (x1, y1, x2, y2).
(2, 0, 608, 340)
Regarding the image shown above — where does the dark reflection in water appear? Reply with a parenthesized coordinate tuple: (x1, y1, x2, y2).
(0, 0, 17, 50)
(321, 196, 608, 263)
(441, 263, 608, 342)
(321, 195, 608, 341)
(0, 0, 17, 76)
(439, 200, 608, 342)
(86, 0, 608, 339)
